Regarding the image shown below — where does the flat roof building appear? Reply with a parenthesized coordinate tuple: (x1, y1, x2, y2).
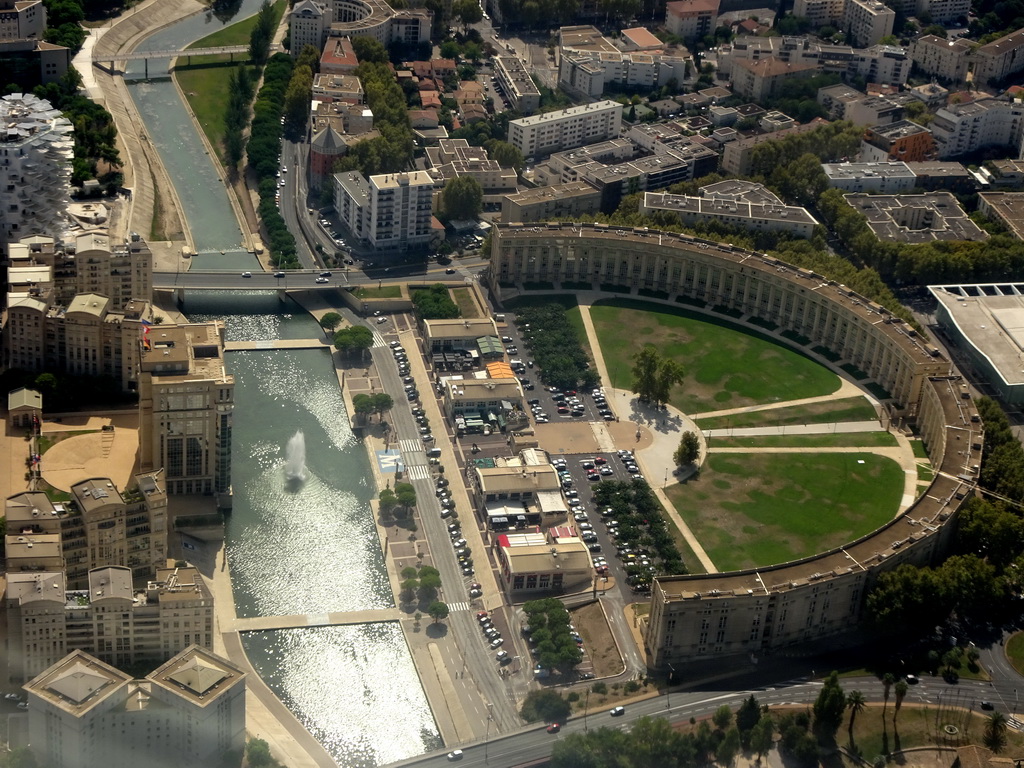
(500, 181, 602, 224)
(822, 161, 916, 192)
(978, 192, 1024, 241)
(843, 192, 988, 243)
(971, 27, 1024, 86)
(494, 56, 540, 115)
(507, 100, 623, 160)
(641, 189, 819, 238)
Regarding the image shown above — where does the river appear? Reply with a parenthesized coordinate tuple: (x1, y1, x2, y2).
(123, 10, 440, 764)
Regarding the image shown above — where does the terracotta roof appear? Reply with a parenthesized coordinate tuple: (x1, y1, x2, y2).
(666, 0, 720, 15)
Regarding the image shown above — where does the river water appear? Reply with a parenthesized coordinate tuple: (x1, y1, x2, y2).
(123, 9, 440, 763)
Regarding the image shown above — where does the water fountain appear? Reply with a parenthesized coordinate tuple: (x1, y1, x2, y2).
(285, 430, 307, 485)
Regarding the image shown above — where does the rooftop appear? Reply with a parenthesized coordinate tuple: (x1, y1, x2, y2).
(643, 191, 818, 226)
(25, 650, 131, 716)
(148, 645, 245, 708)
(844, 192, 988, 243)
(976, 26, 1024, 56)
(509, 100, 621, 127)
(868, 119, 932, 140)
(979, 192, 1024, 241)
(822, 161, 915, 180)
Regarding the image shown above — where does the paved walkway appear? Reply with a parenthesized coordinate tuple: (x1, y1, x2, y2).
(231, 608, 402, 632)
(691, 376, 870, 421)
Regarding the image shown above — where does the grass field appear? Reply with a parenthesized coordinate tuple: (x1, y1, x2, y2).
(1007, 632, 1024, 675)
(695, 397, 878, 430)
(708, 432, 898, 449)
(451, 287, 482, 318)
(667, 452, 904, 571)
(354, 285, 401, 299)
(589, 299, 840, 414)
(176, 0, 286, 161)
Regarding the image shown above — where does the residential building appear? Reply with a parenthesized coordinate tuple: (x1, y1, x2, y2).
(760, 111, 795, 132)
(910, 82, 949, 109)
(842, 0, 895, 47)
(428, 139, 516, 192)
(4, 293, 152, 393)
(24, 645, 244, 768)
(843, 191, 988, 243)
(970, 27, 1024, 86)
(533, 137, 636, 186)
(559, 49, 690, 98)
(333, 170, 370, 239)
(817, 83, 865, 119)
(312, 73, 363, 104)
(138, 323, 234, 497)
(501, 181, 602, 223)
(289, 0, 328, 54)
(792, 0, 844, 26)
(904, 161, 974, 193)
(822, 161, 916, 192)
(319, 0, 431, 47)
(583, 143, 720, 213)
(7, 562, 212, 684)
(981, 158, 1024, 187)
(721, 35, 909, 86)
(861, 120, 937, 162)
(487, 222, 976, 668)
(730, 57, 818, 102)
(507, 101, 623, 160)
(368, 171, 436, 248)
(0, 92, 72, 247)
(909, 34, 973, 82)
(6, 472, 168, 591)
(0, 39, 71, 86)
(844, 93, 909, 127)
(494, 56, 540, 115)
(978, 192, 1024, 241)
(0, 0, 45, 40)
(931, 284, 1024, 404)
(641, 185, 819, 238)
(721, 120, 827, 176)
(665, 0, 720, 41)
(319, 35, 358, 74)
(930, 97, 1024, 158)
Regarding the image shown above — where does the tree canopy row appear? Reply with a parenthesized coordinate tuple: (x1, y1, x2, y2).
(514, 304, 600, 391)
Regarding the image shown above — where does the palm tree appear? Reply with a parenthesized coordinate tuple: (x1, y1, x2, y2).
(882, 673, 895, 715)
(985, 711, 1008, 752)
(893, 680, 908, 725)
(847, 690, 866, 742)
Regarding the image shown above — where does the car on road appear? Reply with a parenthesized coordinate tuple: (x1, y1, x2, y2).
(981, 701, 995, 710)
(546, 723, 561, 733)
(315, 277, 328, 283)
(609, 706, 625, 716)
(273, 271, 285, 278)
(376, 316, 388, 324)
(320, 271, 332, 277)
(579, 672, 595, 680)
(447, 750, 463, 761)
(445, 267, 456, 274)
(241, 271, 251, 277)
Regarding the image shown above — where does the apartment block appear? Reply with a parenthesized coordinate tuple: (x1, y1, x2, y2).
(138, 323, 234, 497)
(970, 27, 1024, 86)
(730, 57, 818, 102)
(7, 563, 212, 684)
(843, 192, 988, 243)
(289, 0, 328, 54)
(24, 645, 244, 768)
(909, 34, 973, 82)
(291, 0, 431, 49)
(842, 0, 895, 48)
(721, 35, 909, 86)
(861, 120, 938, 162)
(312, 73, 363, 104)
(977, 192, 1024, 241)
(0, 0, 45, 40)
(817, 83, 865, 119)
(494, 56, 540, 115)
(0, 93, 72, 247)
(843, 93, 908, 126)
(507, 101, 623, 160)
(792, 0, 844, 26)
(427, 139, 516, 192)
(930, 97, 1024, 158)
(822, 161, 917, 192)
(501, 181, 602, 223)
(641, 185, 819, 238)
(6, 472, 168, 590)
(665, 0, 720, 41)
(369, 171, 436, 248)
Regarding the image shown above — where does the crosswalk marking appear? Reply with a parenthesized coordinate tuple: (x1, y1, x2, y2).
(447, 601, 469, 612)
(406, 464, 429, 480)
(372, 331, 386, 347)
(400, 439, 422, 454)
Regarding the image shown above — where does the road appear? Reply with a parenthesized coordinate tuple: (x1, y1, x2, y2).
(391, 661, 1024, 768)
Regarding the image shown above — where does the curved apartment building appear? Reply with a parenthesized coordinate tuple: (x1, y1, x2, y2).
(488, 222, 982, 668)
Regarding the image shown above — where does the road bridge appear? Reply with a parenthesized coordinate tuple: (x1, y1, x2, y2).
(223, 339, 330, 352)
(92, 44, 284, 76)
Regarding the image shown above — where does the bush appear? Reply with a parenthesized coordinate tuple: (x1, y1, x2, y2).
(520, 690, 570, 723)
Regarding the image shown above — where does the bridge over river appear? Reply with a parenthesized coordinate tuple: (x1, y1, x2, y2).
(92, 44, 284, 75)
(231, 608, 403, 633)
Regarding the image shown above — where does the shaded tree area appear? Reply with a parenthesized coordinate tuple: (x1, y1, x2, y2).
(0, 368, 136, 412)
(42, 0, 87, 52)
(334, 324, 375, 356)
(513, 303, 599, 391)
(412, 284, 461, 319)
(495, 0, 580, 29)
(222, 64, 256, 170)
(630, 346, 684, 408)
(247, 53, 299, 267)
(592, 478, 685, 582)
(439, 175, 483, 221)
(760, 72, 843, 123)
(32, 69, 121, 187)
(521, 689, 571, 723)
(247, 0, 275, 66)
(522, 598, 583, 672)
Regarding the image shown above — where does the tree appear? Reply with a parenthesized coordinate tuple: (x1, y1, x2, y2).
(353, 393, 375, 423)
(881, 672, 894, 714)
(395, 481, 417, 510)
(485, 139, 525, 171)
(371, 392, 394, 422)
(892, 680, 908, 724)
(351, 35, 389, 63)
(428, 600, 450, 623)
(812, 671, 846, 738)
(246, 738, 278, 767)
(334, 325, 374, 357)
(673, 431, 700, 466)
(248, 0, 275, 65)
(846, 690, 866, 741)
(520, 689, 571, 723)
(453, 0, 482, 32)
(418, 566, 442, 600)
(985, 711, 1008, 751)
(736, 694, 762, 734)
(716, 727, 741, 766)
(319, 312, 342, 334)
(750, 716, 774, 761)
(441, 175, 483, 220)
(379, 487, 398, 514)
(630, 346, 684, 407)
(713, 704, 734, 730)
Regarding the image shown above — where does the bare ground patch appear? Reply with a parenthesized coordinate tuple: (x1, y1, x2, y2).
(570, 601, 622, 679)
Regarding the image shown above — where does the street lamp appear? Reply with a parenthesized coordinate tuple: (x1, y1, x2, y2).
(484, 704, 493, 762)
(666, 663, 676, 710)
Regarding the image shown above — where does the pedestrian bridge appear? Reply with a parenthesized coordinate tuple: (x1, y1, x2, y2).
(92, 43, 284, 76)
(232, 608, 403, 633)
(223, 339, 330, 352)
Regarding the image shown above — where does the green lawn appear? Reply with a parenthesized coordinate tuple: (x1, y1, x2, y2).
(452, 287, 482, 318)
(354, 285, 401, 299)
(911, 440, 929, 458)
(1007, 632, 1024, 676)
(589, 299, 840, 414)
(667, 452, 904, 571)
(695, 397, 878, 430)
(708, 432, 898, 449)
(176, 0, 286, 161)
